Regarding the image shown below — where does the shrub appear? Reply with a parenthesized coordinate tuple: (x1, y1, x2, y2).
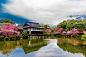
(5, 36, 9, 41)
(81, 37, 85, 40)
(16, 35, 23, 40)
(43, 29, 50, 36)
(9, 35, 16, 40)
(54, 28, 63, 34)
(9, 35, 16, 38)
(21, 30, 28, 39)
(21, 30, 28, 36)
(81, 33, 86, 40)
(78, 28, 84, 33)
(0, 36, 4, 41)
(16, 35, 22, 38)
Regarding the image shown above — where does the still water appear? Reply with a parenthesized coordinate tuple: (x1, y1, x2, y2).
(0, 38, 85, 57)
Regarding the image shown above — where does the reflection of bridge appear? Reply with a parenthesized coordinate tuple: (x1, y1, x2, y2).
(22, 39, 47, 54)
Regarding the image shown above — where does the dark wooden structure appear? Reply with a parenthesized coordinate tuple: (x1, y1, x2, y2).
(23, 21, 45, 36)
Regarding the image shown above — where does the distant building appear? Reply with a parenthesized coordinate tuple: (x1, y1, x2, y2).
(23, 21, 44, 36)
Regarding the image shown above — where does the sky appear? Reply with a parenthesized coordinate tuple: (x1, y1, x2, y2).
(0, 0, 86, 26)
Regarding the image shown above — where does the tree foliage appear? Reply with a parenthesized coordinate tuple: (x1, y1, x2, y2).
(0, 18, 15, 24)
(57, 39, 86, 56)
(54, 28, 63, 34)
(42, 24, 51, 29)
(21, 30, 28, 37)
(57, 19, 86, 30)
(81, 33, 86, 40)
(0, 23, 19, 36)
(43, 29, 50, 35)
(18, 24, 24, 27)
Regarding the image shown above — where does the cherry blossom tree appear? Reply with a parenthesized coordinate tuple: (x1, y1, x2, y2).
(66, 28, 79, 35)
(83, 30, 86, 33)
(45, 29, 51, 34)
(0, 23, 20, 36)
(54, 28, 63, 34)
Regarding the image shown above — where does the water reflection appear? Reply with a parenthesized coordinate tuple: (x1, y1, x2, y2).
(57, 38, 86, 57)
(22, 39, 47, 54)
(0, 38, 85, 57)
(0, 41, 21, 57)
(0, 38, 48, 57)
(31, 39, 84, 57)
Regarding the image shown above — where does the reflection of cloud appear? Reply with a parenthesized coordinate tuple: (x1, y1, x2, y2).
(0, 52, 1, 54)
(2, 0, 86, 25)
(0, 39, 85, 57)
(33, 39, 84, 57)
(35, 53, 55, 57)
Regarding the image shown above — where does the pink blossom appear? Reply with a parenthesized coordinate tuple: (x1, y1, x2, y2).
(66, 30, 72, 35)
(15, 32, 20, 35)
(62, 31, 66, 34)
(71, 28, 79, 35)
(72, 28, 79, 33)
(11, 32, 14, 35)
(0, 23, 19, 36)
(3, 32, 7, 35)
(55, 28, 63, 34)
(14, 27, 18, 30)
(45, 29, 51, 34)
(66, 28, 79, 35)
(8, 32, 11, 35)
(83, 30, 86, 33)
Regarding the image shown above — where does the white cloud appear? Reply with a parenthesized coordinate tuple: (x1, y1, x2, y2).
(1, 0, 86, 25)
(15, 23, 18, 26)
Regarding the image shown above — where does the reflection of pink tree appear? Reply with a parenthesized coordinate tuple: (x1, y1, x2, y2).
(0, 23, 20, 36)
(45, 29, 51, 34)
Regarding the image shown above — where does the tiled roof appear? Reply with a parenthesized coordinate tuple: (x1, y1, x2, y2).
(16, 27, 23, 29)
(23, 21, 41, 28)
(23, 26, 30, 28)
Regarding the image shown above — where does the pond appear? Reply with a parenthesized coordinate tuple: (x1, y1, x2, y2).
(0, 38, 85, 57)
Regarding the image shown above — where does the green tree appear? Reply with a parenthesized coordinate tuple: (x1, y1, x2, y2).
(21, 30, 28, 38)
(18, 24, 24, 27)
(0, 18, 15, 24)
(50, 28, 56, 32)
(58, 21, 67, 29)
(42, 24, 51, 29)
(57, 19, 86, 30)
(43, 29, 50, 36)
